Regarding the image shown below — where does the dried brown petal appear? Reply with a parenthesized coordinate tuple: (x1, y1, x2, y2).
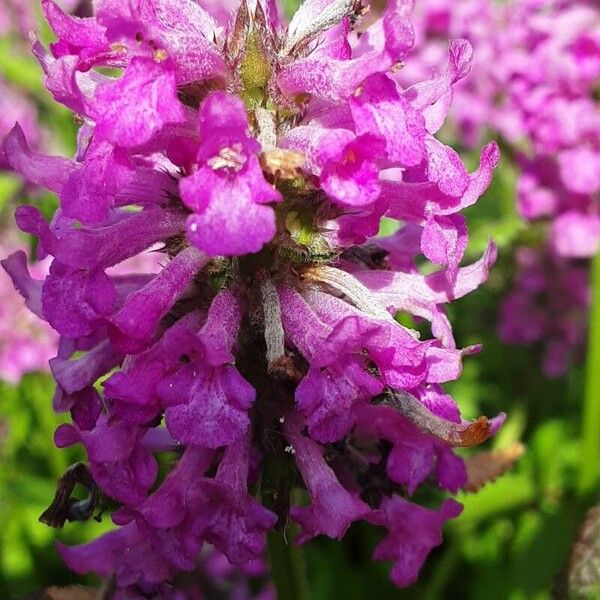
(39, 462, 100, 528)
(253, 0, 279, 57)
(302, 265, 400, 325)
(227, 0, 250, 62)
(379, 390, 499, 447)
(464, 442, 525, 492)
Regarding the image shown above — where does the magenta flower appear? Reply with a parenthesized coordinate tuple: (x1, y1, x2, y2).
(3, 0, 503, 592)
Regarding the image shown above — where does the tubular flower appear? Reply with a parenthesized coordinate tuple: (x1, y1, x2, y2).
(3, 0, 503, 592)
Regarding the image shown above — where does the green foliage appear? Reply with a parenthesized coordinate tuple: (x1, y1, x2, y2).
(0, 375, 112, 598)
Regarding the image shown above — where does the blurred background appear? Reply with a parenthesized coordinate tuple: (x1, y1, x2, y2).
(0, 0, 599, 598)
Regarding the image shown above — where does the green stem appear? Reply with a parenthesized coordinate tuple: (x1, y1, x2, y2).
(578, 251, 600, 497)
(267, 529, 310, 600)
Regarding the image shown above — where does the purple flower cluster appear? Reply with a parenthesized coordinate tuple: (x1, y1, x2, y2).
(3, 0, 503, 593)
(403, 0, 600, 375)
(499, 247, 590, 377)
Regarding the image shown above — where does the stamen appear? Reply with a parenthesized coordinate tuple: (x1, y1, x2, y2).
(208, 144, 247, 171)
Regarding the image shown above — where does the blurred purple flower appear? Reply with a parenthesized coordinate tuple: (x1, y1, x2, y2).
(0, 77, 41, 168)
(404, 0, 600, 374)
(499, 247, 590, 377)
(0, 241, 56, 384)
(404, 0, 600, 255)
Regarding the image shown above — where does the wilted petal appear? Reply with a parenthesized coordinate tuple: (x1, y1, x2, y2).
(377, 389, 505, 448)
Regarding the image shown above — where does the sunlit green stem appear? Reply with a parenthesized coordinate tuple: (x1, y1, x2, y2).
(578, 251, 600, 496)
(267, 530, 310, 600)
